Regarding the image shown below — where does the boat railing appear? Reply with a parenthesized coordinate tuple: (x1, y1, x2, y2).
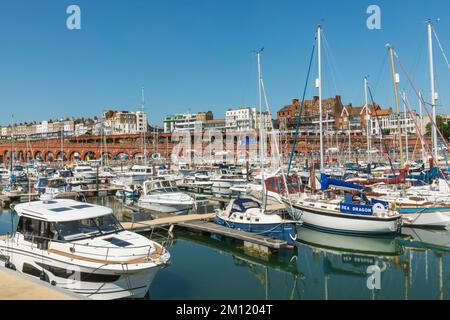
(22, 233, 164, 264)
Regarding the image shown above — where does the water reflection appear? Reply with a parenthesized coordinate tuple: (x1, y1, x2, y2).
(1, 197, 450, 300)
(175, 232, 302, 300)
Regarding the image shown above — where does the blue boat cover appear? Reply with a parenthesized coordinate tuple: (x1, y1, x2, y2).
(230, 198, 260, 214)
(320, 173, 364, 191)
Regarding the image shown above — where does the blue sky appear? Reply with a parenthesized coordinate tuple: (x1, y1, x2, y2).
(0, 0, 449, 126)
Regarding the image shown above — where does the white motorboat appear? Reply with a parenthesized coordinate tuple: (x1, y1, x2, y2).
(369, 179, 450, 228)
(115, 185, 139, 200)
(211, 168, 246, 197)
(73, 166, 97, 183)
(138, 179, 195, 214)
(112, 165, 153, 186)
(182, 171, 213, 191)
(156, 168, 183, 185)
(0, 199, 170, 300)
(0, 166, 10, 180)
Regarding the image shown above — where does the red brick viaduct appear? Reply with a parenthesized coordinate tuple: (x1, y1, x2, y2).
(0, 132, 432, 163)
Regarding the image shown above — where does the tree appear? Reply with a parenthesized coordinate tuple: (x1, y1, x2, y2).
(426, 115, 450, 140)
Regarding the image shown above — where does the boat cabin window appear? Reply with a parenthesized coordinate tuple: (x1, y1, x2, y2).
(58, 170, 73, 178)
(16, 217, 59, 246)
(55, 214, 123, 241)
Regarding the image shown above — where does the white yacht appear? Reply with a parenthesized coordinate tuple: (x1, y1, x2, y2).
(0, 199, 170, 300)
(182, 171, 213, 191)
(0, 166, 10, 180)
(211, 168, 246, 197)
(73, 166, 97, 183)
(138, 179, 195, 214)
(113, 165, 153, 186)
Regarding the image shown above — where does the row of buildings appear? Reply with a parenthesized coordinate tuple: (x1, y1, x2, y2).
(0, 110, 148, 140)
(162, 108, 272, 133)
(161, 96, 423, 137)
(0, 95, 437, 141)
(276, 96, 421, 136)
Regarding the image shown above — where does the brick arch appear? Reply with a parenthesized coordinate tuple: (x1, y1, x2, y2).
(56, 151, 67, 161)
(17, 150, 25, 162)
(115, 152, 130, 160)
(83, 151, 96, 161)
(132, 151, 144, 159)
(34, 150, 42, 160)
(99, 151, 112, 160)
(45, 151, 55, 162)
(66, 151, 79, 161)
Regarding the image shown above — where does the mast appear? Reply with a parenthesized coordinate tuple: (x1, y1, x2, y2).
(256, 49, 265, 210)
(419, 91, 426, 164)
(317, 25, 324, 171)
(141, 87, 147, 166)
(348, 113, 351, 163)
(388, 44, 404, 167)
(60, 118, 64, 168)
(27, 134, 31, 203)
(10, 114, 14, 172)
(402, 90, 409, 163)
(364, 76, 371, 163)
(427, 20, 438, 162)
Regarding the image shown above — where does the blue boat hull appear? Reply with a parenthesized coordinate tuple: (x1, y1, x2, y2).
(214, 216, 297, 246)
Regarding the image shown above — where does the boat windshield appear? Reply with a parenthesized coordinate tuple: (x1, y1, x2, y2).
(149, 186, 180, 194)
(55, 214, 124, 241)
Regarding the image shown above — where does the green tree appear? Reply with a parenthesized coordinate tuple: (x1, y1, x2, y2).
(426, 115, 450, 140)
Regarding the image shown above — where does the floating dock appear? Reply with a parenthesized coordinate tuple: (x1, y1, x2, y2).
(0, 266, 83, 300)
(122, 213, 216, 232)
(123, 208, 293, 253)
(179, 220, 292, 252)
(0, 186, 122, 208)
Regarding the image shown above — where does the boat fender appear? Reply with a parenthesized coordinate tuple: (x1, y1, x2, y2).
(373, 202, 386, 217)
(391, 201, 397, 212)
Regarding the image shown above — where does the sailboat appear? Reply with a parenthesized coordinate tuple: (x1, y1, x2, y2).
(215, 49, 297, 246)
(283, 26, 402, 236)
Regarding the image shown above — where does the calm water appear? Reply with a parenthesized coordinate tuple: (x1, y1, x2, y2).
(1, 197, 450, 300)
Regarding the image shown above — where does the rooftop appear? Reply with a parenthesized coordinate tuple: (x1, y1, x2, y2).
(14, 199, 112, 222)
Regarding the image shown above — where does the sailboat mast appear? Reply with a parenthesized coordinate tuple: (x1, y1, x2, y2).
(419, 91, 426, 164)
(427, 20, 438, 162)
(256, 50, 265, 200)
(402, 90, 409, 163)
(60, 118, 64, 168)
(348, 116, 351, 163)
(10, 114, 14, 172)
(317, 25, 324, 171)
(141, 87, 147, 166)
(388, 45, 404, 168)
(364, 76, 371, 163)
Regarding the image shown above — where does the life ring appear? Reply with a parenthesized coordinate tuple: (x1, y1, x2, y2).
(373, 202, 387, 217)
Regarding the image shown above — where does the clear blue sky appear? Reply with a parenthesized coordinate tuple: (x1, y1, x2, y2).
(0, 0, 449, 126)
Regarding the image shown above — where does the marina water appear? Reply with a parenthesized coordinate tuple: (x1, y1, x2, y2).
(1, 197, 449, 300)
